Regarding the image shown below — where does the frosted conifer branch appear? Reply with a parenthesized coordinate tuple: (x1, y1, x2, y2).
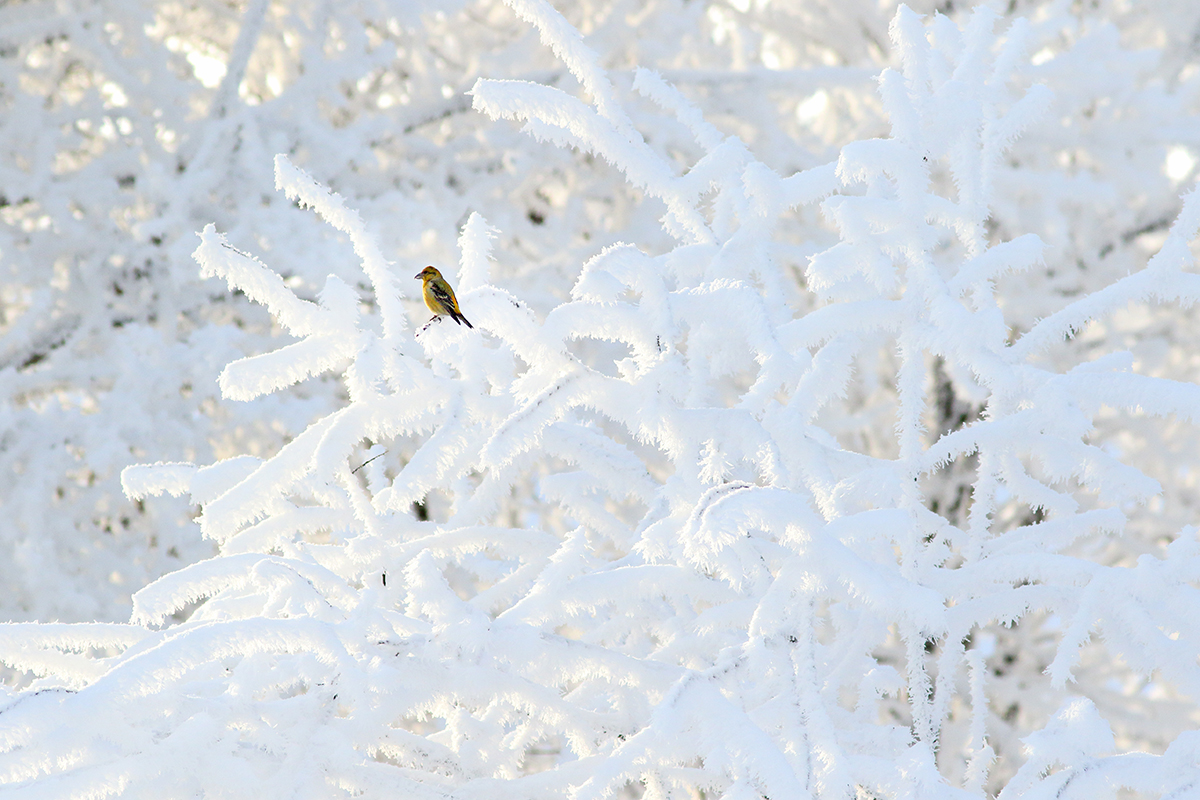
(120, 462, 197, 500)
(471, 78, 715, 244)
(500, 0, 640, 144)
(194, 225, 326, 336)
(8, 4, 1200, 799)
(274, 155, 409, 342)
(632, 68, 724, 153)
(456, 213, 497, 294)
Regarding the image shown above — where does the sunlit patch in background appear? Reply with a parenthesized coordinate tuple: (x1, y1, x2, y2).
(795, 89, 829, 125)
(1165, 145, 1196, 183)
(186, 50, 227, 88)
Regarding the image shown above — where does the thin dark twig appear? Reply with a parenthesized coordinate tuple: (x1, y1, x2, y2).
(352, 451, 387, 475)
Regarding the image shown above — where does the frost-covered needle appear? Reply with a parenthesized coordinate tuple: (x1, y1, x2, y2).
(415, 266, 474, 328)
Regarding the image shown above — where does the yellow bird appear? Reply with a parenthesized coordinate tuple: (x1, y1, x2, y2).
(414, 266, 473, 328)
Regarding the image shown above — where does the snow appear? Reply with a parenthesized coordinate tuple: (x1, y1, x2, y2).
(4, 0, 1200, 798)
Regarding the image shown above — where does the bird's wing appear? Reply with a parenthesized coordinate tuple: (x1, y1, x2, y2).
(428, 280, 461, 313)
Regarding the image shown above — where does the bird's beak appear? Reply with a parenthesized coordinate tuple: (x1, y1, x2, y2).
(413, 271, 423, 279)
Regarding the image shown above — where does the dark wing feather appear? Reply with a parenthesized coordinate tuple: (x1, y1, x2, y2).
(428, 281, 456, 309)
(427, 280, 473, 327)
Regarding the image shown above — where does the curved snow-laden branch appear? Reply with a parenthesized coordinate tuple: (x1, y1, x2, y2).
(500, 0, 641, 145)
(1012, 186, 1200, 359)
(274, 155, 410, 343)
(194, 225, 326, 336)
(471, 78, 714, 244)
(131, 554, 357, 626)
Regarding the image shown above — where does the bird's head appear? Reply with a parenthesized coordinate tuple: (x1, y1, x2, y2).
(415, 266, 442, 281)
